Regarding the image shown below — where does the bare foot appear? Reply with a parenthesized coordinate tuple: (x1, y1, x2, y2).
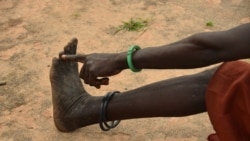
(50, 38, 101, 132)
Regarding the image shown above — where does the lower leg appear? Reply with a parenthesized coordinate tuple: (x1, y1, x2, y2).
(106, 68, 217, 121)
(50, 39, 217, 132)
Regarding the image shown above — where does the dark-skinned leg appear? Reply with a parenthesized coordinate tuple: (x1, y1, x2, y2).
(107, 67, 217, 121)
(50, 39, 218, 132)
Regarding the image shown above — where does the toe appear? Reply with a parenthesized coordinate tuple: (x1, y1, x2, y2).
(61, 38, 78, 56)
(70, 38, 78, 54)
(59, 51, 64, 59)
(64, 42, 72, 55)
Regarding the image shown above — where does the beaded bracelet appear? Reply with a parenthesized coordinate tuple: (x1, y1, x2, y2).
(127, 45, 142, 72)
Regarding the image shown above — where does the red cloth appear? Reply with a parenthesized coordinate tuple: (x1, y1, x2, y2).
(206, 61, 250, 141)
(207, 134, 220, 141)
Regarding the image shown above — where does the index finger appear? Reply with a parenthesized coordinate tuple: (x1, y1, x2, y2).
(61, 54, 86, 63)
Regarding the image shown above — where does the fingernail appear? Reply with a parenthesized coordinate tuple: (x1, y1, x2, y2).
(61, 54, 66, 59)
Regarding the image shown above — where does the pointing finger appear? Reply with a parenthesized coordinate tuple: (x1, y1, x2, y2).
(61, 54, 86, 63)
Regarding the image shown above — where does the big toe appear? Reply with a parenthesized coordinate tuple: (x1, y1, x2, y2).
(70, 38, 78, 54)
(64, 38, 78, 54)
(59, 38, 78, 58)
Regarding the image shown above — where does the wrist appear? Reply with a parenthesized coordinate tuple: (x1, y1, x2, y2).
(114, 52, 128, 70)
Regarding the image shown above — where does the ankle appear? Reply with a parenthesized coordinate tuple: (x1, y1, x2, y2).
(99, 91, 121, 131)
(53, 95, 101, 132)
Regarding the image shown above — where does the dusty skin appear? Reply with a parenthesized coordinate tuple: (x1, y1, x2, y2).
(0, 0, 250, 141)
(50, 38, 103, 132)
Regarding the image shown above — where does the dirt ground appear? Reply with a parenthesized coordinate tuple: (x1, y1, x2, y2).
(0, 0, 249, 141)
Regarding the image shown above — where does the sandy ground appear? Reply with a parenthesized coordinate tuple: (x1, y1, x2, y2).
(0, 0, 249, 141)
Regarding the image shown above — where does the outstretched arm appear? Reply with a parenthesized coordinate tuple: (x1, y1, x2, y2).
(62, 23, 250, 88)
(129, 23, 250, 69)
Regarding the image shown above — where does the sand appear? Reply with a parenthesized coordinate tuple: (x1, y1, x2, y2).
(0, 0, 249, 140)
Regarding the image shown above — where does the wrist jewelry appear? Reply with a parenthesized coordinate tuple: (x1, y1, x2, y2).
(127, 45, 142, 72)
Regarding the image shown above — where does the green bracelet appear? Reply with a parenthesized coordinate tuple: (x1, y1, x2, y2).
(127, 45, 142, 72)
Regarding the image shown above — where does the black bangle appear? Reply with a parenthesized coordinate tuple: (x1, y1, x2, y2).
(99, 91, 121, 131)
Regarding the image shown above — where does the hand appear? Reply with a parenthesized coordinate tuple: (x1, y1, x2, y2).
(61, 53, 126, 88)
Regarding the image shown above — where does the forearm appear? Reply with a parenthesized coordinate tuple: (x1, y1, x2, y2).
(117, 34, 226, 70)
(133, 37, 220, 69)
(117, 23, 250, 70)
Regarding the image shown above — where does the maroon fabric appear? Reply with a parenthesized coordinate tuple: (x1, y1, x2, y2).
(206, 61, 250, 141)
(207, 133, 220, 141)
